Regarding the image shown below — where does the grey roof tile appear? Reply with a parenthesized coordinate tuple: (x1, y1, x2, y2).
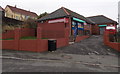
(38, 7, 94, 24)
(88, 15, 117, 24)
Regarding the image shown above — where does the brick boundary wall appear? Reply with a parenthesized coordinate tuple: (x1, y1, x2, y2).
(20, 28, 35, 37)
(1, 27, 90, 52)
(104, 31, 120, 51)
(2, 30, 15, 39)
(1, 27, 69, 52)
(2, 28, 35, 39)
(75, 35, 90, 42)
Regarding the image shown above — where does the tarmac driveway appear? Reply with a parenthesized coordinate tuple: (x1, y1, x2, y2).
(57, 35, 119, 55)
(1, 35, 120, 72)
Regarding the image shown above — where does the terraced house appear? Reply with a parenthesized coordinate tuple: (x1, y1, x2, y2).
(5, 5, 38, 21)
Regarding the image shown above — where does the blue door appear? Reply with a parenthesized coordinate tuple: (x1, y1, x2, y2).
(74, 22, 78, 37)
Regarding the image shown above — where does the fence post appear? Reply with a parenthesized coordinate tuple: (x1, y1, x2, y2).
(14, 28, 21, 50)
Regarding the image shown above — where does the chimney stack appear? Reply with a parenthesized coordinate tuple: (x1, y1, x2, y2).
(15, 5, 17, 8)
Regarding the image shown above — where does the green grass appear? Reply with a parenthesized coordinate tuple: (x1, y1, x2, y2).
(21, 36, 37, 40)
(118, 39, 120, 43)
(1, 37, 49, 40)
(1, 38, 14, 40)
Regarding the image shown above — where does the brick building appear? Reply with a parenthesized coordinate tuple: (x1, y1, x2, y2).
(37, 7, 94, 41)
(88, 15, 117, 35)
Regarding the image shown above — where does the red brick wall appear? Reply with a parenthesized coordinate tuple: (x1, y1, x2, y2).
(56, 38, 68, 48)
(38, 20, 70, 38)
(2, 27, 69, 52)
(2, 30, 15, 39)
(84, 24, 92, 35)
(19, 40, 37, 52)
(84, 24, 92, 31)
(108, 42, 120, 51)
(75, 36, 89, 42)
(91, 23, 117, 35)
(2, 39, 48, 52)
(38, 39, 48, 52)
(2, 40, 15, 50)
(20, 28, 35, 37)
(2, 28, 36, 39)
(104, 31, 120, 51)
(38, 20, 69, 38)
(91, 24, 100, 35)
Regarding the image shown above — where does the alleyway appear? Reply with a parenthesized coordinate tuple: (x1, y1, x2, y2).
(1, 35, 119, 72)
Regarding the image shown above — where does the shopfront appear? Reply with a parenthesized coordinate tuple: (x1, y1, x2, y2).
(71, 17, 86, 36)
(99, 25, 107, 35)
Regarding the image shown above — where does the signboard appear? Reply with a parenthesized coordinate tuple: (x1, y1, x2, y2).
(84, 22, 87, 25)
(48, 18, 68, 23)
(72, 21, 84, 30)
(106, 26, 116, 34)
(98, 25, 107, 27)
(73, 17, 85, 23)
(78, 23, 84, 30)
(72, 17, 85, 30)
(106, 26, 116, 30)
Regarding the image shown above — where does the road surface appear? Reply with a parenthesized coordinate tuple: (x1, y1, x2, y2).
(1, 35, 120, 72)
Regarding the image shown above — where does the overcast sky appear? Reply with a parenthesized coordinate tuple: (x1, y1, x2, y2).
(0, 0, 119, 22)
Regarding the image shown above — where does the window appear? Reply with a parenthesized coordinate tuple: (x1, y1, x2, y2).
(16, 16, 19, 20)
(84, 30, 90, 35)
(11, 15, 13, 18)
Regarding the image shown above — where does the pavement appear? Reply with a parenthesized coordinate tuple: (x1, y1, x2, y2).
(1, 35, 120, 72)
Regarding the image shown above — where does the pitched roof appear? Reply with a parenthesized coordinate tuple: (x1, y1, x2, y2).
(6, 5, 38, 17)
(38, 7, 94, 24)
(87, 15, 117, 24)
(0, 6, 4, 11)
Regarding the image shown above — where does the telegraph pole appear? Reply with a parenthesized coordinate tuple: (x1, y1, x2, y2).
(118, 1, 120, 31)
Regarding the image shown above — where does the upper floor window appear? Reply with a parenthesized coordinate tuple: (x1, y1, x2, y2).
(25, 16, 30, 19)
(16, 16, 19, 20)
